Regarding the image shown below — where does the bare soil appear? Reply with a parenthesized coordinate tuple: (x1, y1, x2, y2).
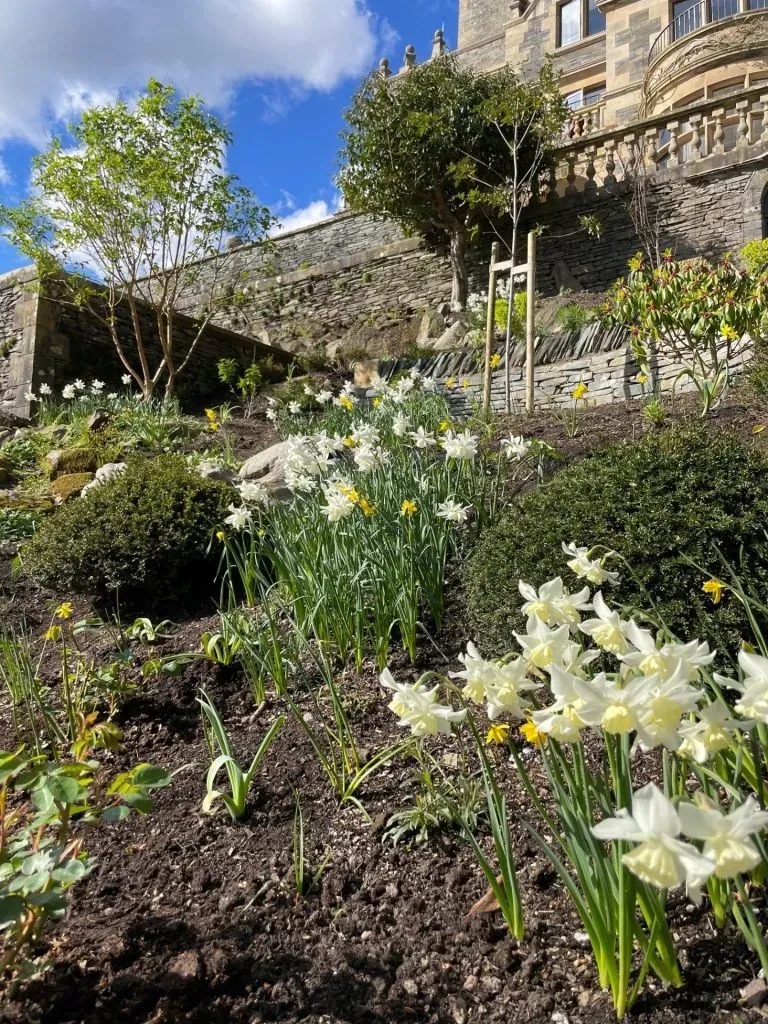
(2, 390, 767, 1024)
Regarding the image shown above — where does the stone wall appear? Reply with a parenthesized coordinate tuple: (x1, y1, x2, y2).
(437, 336, 754, 417)
(0, 268, 41, 421)
(34, 284, 290, 406)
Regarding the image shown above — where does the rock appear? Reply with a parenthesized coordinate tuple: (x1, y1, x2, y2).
(197, 460, 239, 485)
(741, 977, 767, 1007)
(437, 301, 452, 324)
(45, 448, 97, 479)
(0, 459, 10, 487)
(87, 409, 111, 432)
(0, 429, 12, 447)
(81, 463, 127, 495)
(353, 359, 379, 388)
(49, 426, 67, 443)
(432, 319, 469, 352)
(553, 260, 582, 292)
(51, 473, 94, 504)
(416, 308, 442, 345)
(325, 339, 345, 361)
(402, 979, 418, 997)
(168, 951, 204, 981)
(239, 440, 293, 481)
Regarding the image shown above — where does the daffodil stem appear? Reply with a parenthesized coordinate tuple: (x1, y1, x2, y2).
(734, 877, 768, 977)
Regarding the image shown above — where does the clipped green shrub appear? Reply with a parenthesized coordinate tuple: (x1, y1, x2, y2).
(556, 302, 591, 334)
(22, 455, 233, 604)
(466, 426, 768, 659)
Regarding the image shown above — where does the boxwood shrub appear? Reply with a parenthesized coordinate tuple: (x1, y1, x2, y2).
(22, 455, 233, 606)
(466, 426, 768, 659)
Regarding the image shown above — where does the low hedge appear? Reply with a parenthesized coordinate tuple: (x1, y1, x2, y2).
(466, 426, 768, 659)
(22, 454, 233, 606)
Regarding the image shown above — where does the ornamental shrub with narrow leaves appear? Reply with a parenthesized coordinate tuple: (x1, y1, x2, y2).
(600, 250, 768, 413)
(466, 426, 768, 659)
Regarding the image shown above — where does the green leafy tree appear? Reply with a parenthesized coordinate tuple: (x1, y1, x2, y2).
(338, 57, 565, 311)
(1, 80, 276, 399)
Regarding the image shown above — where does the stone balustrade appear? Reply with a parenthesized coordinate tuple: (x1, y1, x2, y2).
(547, 84, 768, 199)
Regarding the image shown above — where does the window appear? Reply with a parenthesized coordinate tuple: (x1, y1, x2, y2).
(750, 0, 768, 10)
(672, 0, 703, 39)
(558, 0, 605, 47)
(564, 84, 606, 111)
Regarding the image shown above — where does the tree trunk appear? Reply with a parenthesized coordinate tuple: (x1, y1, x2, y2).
(449, 224, 470, 311)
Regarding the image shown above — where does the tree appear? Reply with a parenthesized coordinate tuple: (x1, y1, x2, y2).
(338, 56, 564, 311)
(1, 80, 276, 399)
(466, 62, 568, 407)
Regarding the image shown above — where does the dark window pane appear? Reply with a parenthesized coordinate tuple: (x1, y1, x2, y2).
(559, 0, 581, 46)
(750, 0, 768, 9)
(583, 83, 606, 106)
(711, 0, 739, 18)
(587, 0, 606, 35)
(673, 0, 704, 38)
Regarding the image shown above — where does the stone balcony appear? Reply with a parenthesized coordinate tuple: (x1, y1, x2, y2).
(644, 3, 768, 114)
(548, 83, 768, 199)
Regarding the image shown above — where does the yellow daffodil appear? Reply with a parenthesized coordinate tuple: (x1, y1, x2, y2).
(461, 379, 471, 389)
(753, 425, 767, 435)
(702, 579, 724, 605)
(401, 499, 418, 517)
(572, 382, 588, 401)
(520, 720, 547, 747)
(372, 397, 381, 407)
(486, 723, 510, 745)
(216, 530, 226, 542)
(340, 485, 361, 503)
(339, 396, 354, 412)
(439, 420, 451, 433)
(720, 324, 739, 341)
(55, 602, 73, 620)
(45, 625, 62, 642)
(489, 353, 502, 369)
(343, 435, 356, 448)
(636, 373, 648, 385)
(205, 408, 221, 432)
(445, 377, 456, 389)
(358, 497, 376, 516)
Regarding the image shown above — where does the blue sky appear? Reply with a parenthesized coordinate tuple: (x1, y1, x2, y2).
(0, 0, 458, 274)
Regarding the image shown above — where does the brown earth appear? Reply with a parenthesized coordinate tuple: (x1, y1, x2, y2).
(1, 390, 767, 1024)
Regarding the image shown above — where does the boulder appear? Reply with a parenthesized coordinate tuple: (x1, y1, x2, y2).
(87, 409, 111, 432)
(258, 463, 294, 503)
(81, 463, 127, 495)
(239, 440, 293, 481)
(415, 308, 443, 346)
(45, 448, 97, 479)
(197, 460, 240, 485)
(353, 359, 379, 388)
(0, 458, 11, 487)
(51, 473, 94, 504)
(432, 319, 469, 352)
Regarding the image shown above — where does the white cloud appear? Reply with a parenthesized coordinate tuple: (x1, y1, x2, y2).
(274, 196, 343, 235)
(0, 158, 11, 187)
(0, 0, 381, 146)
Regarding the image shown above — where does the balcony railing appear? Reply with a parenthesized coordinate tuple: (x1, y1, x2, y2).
(649, 1, 767, 65)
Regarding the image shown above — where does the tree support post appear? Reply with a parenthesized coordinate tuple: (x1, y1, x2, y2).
(483, 241, 501, 413)
(525, 230, 537, 416)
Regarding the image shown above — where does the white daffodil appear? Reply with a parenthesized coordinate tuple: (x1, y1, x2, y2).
(303, 384, 315, 398)
(409, 426, 437, 449)
(316, 389, 333, 404)
(635, 669, 702, 751)
(562, 542, 620, 586)
(224, 504, 252, 531)
(592, 783, 715, 903)
(91, 379, 105, 394)
(409, 367, 421, 381)
(39, 383, 52, 396)
(422, 377, 438, 393)
(121, 373, 133, 386)
(441, 429, 479, 461)
(73, 379, 86, 391)
(514, 616, 573, 671)
(718, 651, 768, 725)
(351, 422, 379, 446)
(579, 592, 631, 655)
(342, 381, 356, 397)
(62, 384, 76, 399)
(436, 499, 471, 524)
(518, 577, 591, 629)
(380, 669, 467, 737)
(678, 794, 768, 880)
(501, 435, 531, 461)
(320, 489, 355, 522)
(354, 443, 387, 473)
(532, 703, 584, 743)
(620, 622, 715, 682)
(288, 401, 301, 415)
(266, 408, 278, 422)
(25, 392, 37, 402)
(392, 414, 411, 438)
(450, 644, 536, 719)
(238, 481, 269, 506)
(572, 673, 650, 736)
(678, 702, 749, 763)
(311, 431, 343, 459)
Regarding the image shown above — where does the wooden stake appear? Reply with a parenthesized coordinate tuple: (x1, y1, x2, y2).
(483, 241, 500, 413)
(525, 231, 537, 416)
